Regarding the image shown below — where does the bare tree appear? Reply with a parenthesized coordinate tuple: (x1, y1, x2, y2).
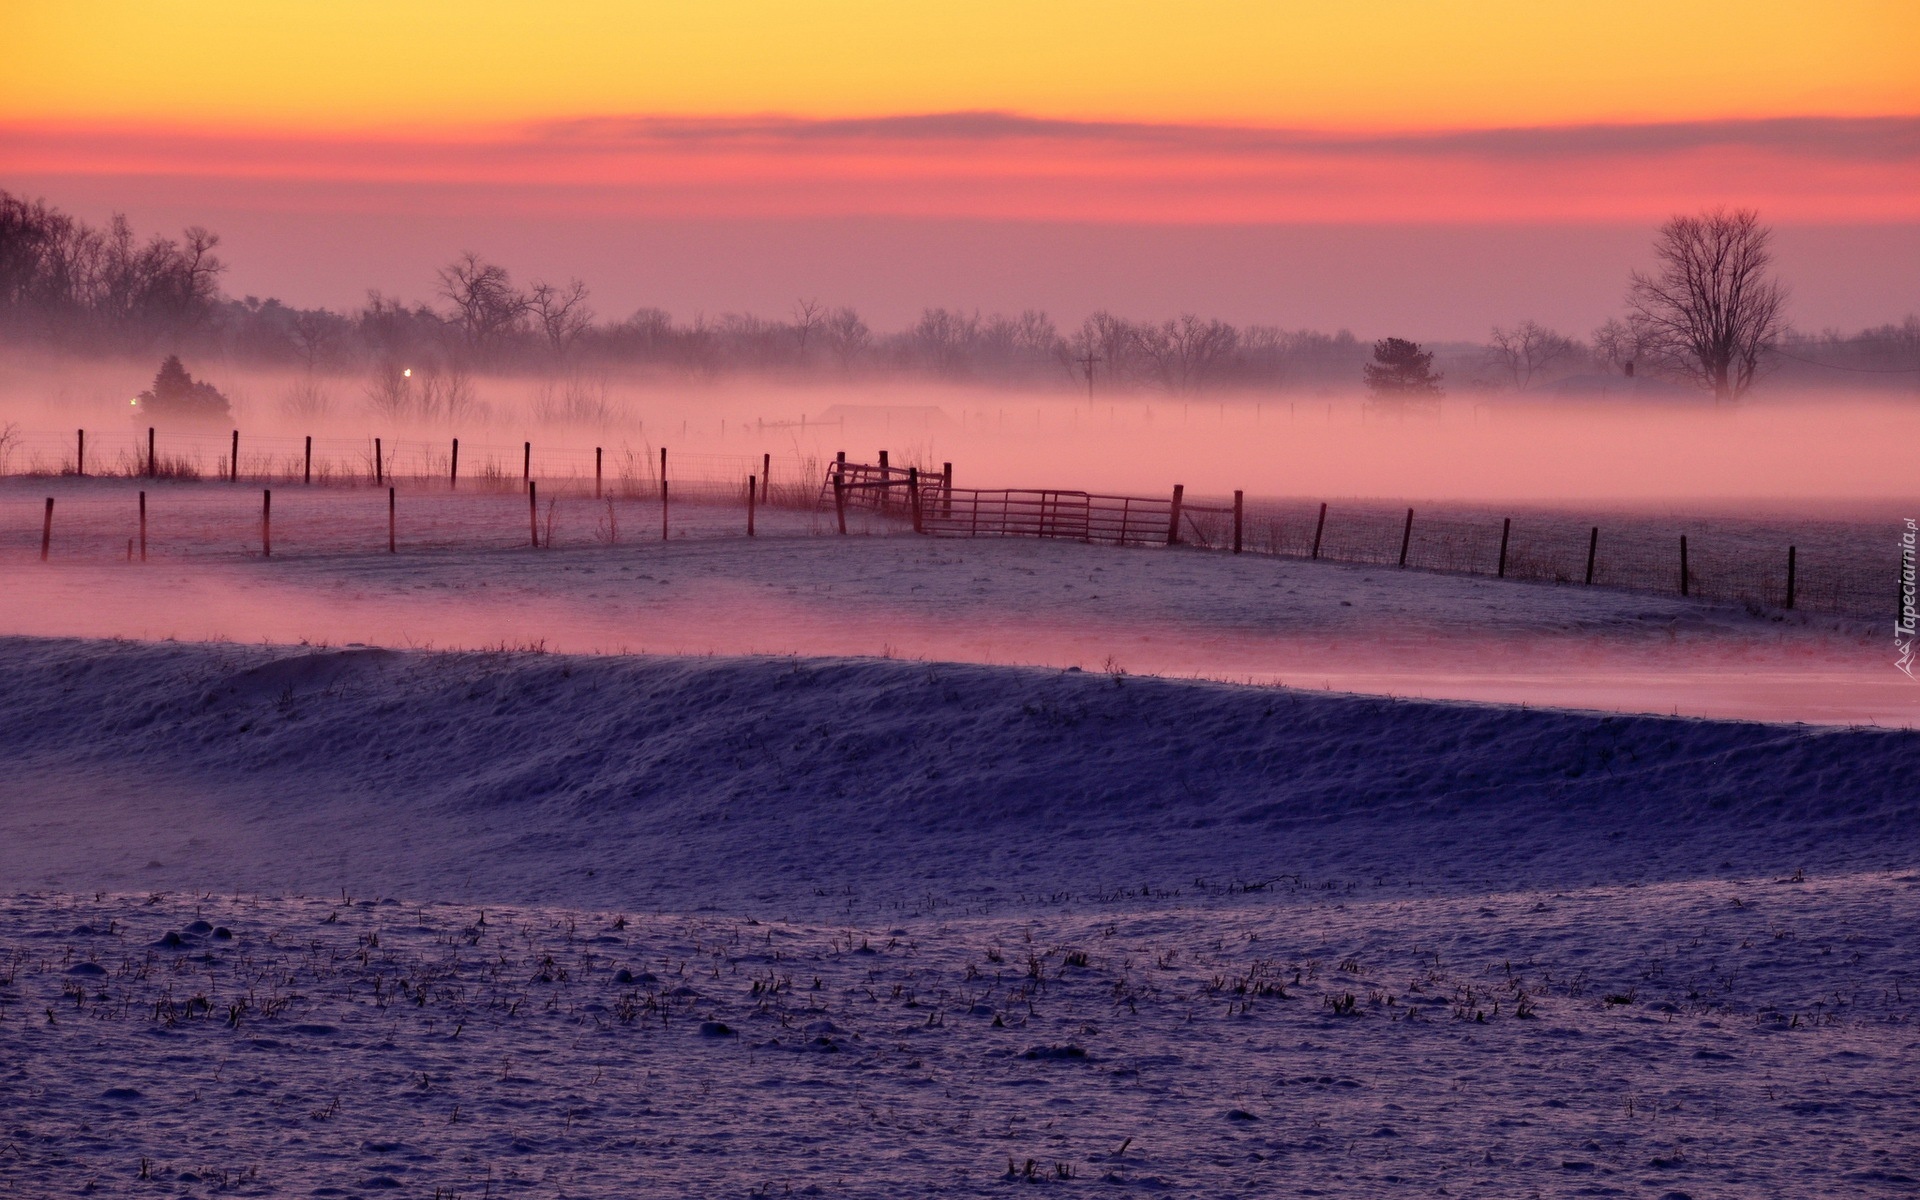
(822, 307, 869, 372)
(1591, 317, 1658, 376)
(1133, 314, 1239, 394)
(1627, 208, 1787, 402)
(529, 278, 594, 357)
(1487, 320, 1579, 390)
(418, 363, 481, 423)
(363, 360, 413, 420)
(290, 310, 337, 372)
(912, 308, 979, 377)
(1074, 312, 1140, 390)
(792, 297, 824, 356)
(437, 252, 526, 354)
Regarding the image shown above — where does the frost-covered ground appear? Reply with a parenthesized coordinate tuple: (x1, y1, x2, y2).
(2, 478, 1912, 726)
(0, 639, 1917, 1197)
(6, 876, 1916, 1198)
(2, 475, 1917, 1197)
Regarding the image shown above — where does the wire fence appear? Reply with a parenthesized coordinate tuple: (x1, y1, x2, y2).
(818, 460, 1896, 622)
(0, 424, 828, 506)
(2, 425, 1903, 623)
(1171, 495, 1888, 620)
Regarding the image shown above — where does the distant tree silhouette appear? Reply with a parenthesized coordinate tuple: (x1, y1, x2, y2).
(1591, 317, 1657, 376)
(1487, 320, 1580, 390)
(135, 355, 230, 422)
(1627, 208, 1786, 402)
(821, 307, 870, 373)
(437, 252, 526, 355)
(529, 278, 593, 358)
(0, 190, 224, 347)
(1364, 337, 1443, 411)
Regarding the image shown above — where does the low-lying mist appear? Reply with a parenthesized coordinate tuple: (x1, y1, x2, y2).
(2, 353, 1916, 508)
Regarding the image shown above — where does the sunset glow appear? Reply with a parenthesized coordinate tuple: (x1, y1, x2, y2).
(7, 1, 1914, 325)
(6, 115, 1914, 227)
(2, 8, 1918, 1193)
(8, 1, 1916, 130)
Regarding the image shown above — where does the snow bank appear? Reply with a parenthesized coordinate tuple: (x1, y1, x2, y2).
(3, 637, 1913, 914)
(3, 637, 1916, 1197)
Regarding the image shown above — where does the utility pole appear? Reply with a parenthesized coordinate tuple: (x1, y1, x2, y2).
(1077, 350, 1101, 401)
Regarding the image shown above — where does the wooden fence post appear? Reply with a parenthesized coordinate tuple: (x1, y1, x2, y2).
(833, 473, 847, 534)
(529, 480, 539, 547)
(304, 436, 312, 485)
(1679, 535, 1689, 597)
(450, 438, 459, 489)
(389, 487, 396, 553)
(762, 452, 771, 500)
(1585, 526, 1598, 585)
(942, 462, 953, 518)
(262, 489, 271, 558)
(1399, 507, 1414, 567)
(1497, 517, 1511, 578)
(40, 497, 52, 561)
(1785, 545, 1796, 609)
(747, 475, 756, 537)
(138, 491, 147, 561)
(878, 450, 890, 513)
(595, 447, 603, 499)
(230, 429, 239, 482)
(375, 437, 383, 485)
(1165, 484, 1184, 546)
(660, 446, 669, 542)
(147, 427, 155, 478)
(523, 441, 531, 493)
(1232, 490, 1244, 554)
(76, 429, 84, 476)
(909, 467, 923, 533)
(1310, 502, 1327, 560)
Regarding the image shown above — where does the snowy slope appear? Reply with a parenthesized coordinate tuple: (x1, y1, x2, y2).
(2, 637, 1914, 914)
(0, 638, 1917, 1198)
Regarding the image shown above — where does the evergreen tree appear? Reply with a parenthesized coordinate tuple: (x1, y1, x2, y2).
(1363, 337, 1444, 398)
(135, 354, 231, 421)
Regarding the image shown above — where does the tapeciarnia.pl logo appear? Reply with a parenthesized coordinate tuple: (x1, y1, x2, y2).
(1898, 518, 1916, 679)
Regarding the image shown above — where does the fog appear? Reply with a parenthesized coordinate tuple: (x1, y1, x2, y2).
(4, 353, 1917, 508)
(2, 351, 1913, 730)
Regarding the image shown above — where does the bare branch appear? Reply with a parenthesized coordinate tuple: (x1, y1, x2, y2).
(1626, 208, 1787, 402)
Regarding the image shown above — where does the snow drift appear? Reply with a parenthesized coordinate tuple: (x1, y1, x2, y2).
(2, 636, 1913, 914)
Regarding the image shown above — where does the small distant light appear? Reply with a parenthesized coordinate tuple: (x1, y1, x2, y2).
(403, 368, 412, 378)
(130, 398, 138, 406)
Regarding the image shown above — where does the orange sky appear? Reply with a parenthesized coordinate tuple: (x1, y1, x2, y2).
(3, 1, 1914, 332)
(8, 1, 1917, 130)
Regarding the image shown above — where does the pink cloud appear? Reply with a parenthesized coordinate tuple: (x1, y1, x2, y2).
(5, 114, 1914, 224)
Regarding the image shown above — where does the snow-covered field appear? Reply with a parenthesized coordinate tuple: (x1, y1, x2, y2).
(7, 873, 1915, 1197)
(3, 478, 1914, 727)
(1, 638, 1917, 1197)
(1, 477, 1916, 1197)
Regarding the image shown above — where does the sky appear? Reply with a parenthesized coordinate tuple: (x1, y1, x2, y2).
(4, 1, 1916, 337)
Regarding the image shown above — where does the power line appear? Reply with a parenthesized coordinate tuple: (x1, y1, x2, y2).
(1768, 348, 1920, 374)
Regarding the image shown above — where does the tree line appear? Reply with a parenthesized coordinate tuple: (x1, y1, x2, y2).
(2, 191, 1911, 402)
(0, 192, 224, 347)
